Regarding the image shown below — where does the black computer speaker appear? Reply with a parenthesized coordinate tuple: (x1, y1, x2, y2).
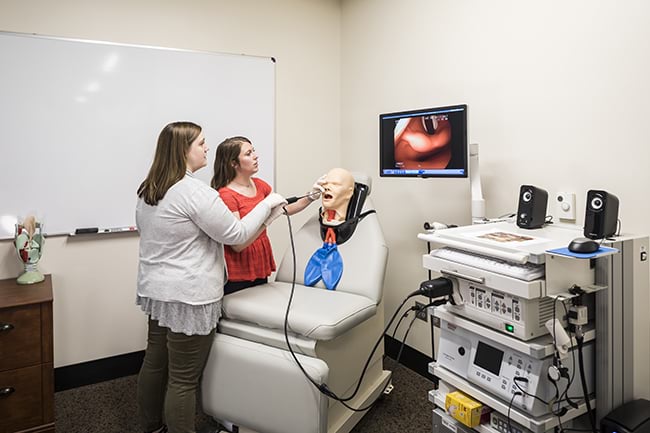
(517, 185, 548, 229)
(584, 190, 619, 239)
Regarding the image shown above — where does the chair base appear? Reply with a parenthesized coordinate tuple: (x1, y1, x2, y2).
(202, 333, 329, 433)
(201, 331, 391, 433)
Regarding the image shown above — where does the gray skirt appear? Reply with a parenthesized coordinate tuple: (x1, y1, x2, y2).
(136, 295, 222, 336)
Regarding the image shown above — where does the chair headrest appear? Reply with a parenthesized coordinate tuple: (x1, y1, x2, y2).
(351, 172, 371, 196)
(318, 175, 374, 246)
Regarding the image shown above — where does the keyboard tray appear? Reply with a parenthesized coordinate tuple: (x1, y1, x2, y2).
(423, 253, 546, 299)
(430, 248, 545, 281)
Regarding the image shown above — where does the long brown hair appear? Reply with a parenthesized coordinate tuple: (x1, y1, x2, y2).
(211, 136, 251, 190)
(137, 121, 202, 205)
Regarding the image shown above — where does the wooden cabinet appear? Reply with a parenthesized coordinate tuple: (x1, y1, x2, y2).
(0, 275, 54, 433)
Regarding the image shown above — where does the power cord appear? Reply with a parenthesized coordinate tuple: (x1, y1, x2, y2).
(507, 391, 522, 433)
(281, 213, 452, 412)
(510, 297, 584, 425)
(576, 332, 597, 433)
(553, 295, 597, 431)
(557, 301, 580, 411)
(426, 241, 436, 362)
(512, 377, 550, 407)
(566, 290, 597, 433)
(389, 298, 445, 344)
(549, 298, 579, 414)
(391, 306, 417, 341)
(393, 301, 441, 366)
(423, 241, 456, 363)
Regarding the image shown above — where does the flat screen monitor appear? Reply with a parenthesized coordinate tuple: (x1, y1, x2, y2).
(379, 104, 468, 178)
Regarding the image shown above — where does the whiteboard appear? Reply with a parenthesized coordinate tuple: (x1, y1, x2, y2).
(0, 32, 275, 239)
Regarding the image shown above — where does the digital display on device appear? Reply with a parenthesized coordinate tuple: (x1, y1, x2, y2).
(379, 104, 468, 178)
(474, 341, 504, 376)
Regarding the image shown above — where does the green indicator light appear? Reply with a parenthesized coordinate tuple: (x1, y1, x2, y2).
(505, 324, 515, 333)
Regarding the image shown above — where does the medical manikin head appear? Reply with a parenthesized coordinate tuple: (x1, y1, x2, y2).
(321, 168, 355, 225)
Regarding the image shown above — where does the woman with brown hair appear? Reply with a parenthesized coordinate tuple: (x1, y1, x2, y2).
(211, 136, 323, 295)
(135, 122, 286, 433)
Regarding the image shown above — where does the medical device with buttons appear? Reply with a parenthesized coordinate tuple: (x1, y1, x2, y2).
(434, 307, 595, 417)
(489, 411, 528, 433)
(419, 222, 596, 340)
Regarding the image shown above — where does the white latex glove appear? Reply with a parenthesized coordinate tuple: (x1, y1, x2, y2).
(261, 192, 288, 209)
(307, 174, 327, 202)
(264, 203, 287, 227)
(261, 192, 288, 226)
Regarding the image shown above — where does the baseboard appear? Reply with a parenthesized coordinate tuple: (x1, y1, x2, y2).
(56, 338, 435, 392)
(384, 335, 437, 385)
(54, 351, 144, 392)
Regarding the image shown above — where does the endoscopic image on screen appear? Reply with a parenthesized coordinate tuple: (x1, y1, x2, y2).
(379, 104, 467, 178)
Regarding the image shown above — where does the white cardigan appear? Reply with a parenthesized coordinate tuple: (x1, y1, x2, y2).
(136, 172, 271, 305)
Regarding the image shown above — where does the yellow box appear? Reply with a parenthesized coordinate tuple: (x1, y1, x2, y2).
(444, 391, 483, 428)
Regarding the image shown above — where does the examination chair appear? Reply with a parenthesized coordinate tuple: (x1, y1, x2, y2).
(201, 174, 391, 433)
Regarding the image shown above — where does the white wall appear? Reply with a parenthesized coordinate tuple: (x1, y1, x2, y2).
(2, 0, 649, 374)
(0, 0, 341, 367)
(341, 0, 650, 357)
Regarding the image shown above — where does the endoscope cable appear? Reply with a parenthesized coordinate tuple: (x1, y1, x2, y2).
(281, 212, 417, 412)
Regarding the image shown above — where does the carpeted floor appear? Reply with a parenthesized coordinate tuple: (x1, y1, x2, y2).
(54, 358, 434, 433)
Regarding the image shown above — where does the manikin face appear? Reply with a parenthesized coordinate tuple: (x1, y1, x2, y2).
(186, 132, 208, 172)
(321, 168, 354, 222)
(235, 141, 259, 176)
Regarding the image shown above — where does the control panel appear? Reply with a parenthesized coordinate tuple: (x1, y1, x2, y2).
(490, 411, 526, 433)
(448, 279, 568, 340)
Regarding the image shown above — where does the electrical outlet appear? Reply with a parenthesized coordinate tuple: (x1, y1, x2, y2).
(415, 301, 428, 322)
(556, 192, 576, 221)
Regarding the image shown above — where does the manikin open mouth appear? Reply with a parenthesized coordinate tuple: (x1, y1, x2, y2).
(323, 192, 333, 200)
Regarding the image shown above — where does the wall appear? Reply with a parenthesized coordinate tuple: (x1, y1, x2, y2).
(3, 0, 648, 379)
(340, 0, 650, 360)
(0, 0, 341, 367)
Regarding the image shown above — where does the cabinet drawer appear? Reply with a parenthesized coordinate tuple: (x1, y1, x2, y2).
(0, 304, 42, 371)
(0, 364, 43, 433)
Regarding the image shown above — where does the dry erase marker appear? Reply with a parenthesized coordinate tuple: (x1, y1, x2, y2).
(102, 226, 137, 233)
